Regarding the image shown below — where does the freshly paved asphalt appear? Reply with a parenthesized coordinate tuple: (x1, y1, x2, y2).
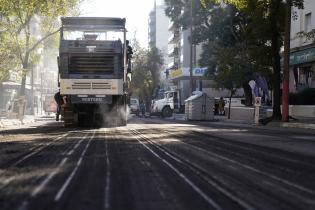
(0, 116, 314, 210)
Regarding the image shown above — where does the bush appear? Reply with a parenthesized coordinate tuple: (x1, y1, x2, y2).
(289, 88, 315, 105)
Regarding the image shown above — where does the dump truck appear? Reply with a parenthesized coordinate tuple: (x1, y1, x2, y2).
(150, 90, 184, 118)
(57, 17, 131, 127)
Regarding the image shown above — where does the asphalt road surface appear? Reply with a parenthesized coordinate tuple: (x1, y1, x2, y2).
(0, 116, 315, 210)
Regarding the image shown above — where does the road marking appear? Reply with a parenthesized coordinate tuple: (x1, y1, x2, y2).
(0, 132, 72, 191)
(104, 129, 111, 210)
(158, 128, 315, 197)
(183, 139, 315, 195)
(134, 131, 223, 210)
(133, 129, 255, 210)
(30, 134, 87, 198)
(12, 132, 70, 167)
(143, 128, 315, 204)
(54, 131, 95, 201)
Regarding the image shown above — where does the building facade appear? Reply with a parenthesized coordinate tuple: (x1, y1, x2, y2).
(148, 2, 171, 67)
(167, 18, 242, 100)
(290, 0, 315, 92)
(0, 16, 58, 116)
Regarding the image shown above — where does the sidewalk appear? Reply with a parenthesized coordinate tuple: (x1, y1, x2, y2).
(170, 114, 315, 131)
(0, 115, 36, 128)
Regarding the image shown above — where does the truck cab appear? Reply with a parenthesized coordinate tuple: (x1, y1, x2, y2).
(151, 90, 183, 118)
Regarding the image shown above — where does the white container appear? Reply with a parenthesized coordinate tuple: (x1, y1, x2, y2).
(185, 93, 214, 121)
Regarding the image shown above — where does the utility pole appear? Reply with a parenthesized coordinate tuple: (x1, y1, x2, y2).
(31, 64, 34, 115)
(189, 0, 194, 94)
(282, 0, 292, 122)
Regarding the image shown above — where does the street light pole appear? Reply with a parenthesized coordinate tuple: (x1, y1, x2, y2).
(282, 0, 292, 122)
(189, 0, 194, 94)
(31, 64, 34, 115)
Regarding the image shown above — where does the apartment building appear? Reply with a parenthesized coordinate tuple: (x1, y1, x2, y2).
(148, 2, 171, 69)
(290, 0, 315, 92)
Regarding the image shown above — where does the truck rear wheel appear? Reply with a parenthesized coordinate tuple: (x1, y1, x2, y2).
(63, 106, 75, 127)
(162, 106, 172, 118)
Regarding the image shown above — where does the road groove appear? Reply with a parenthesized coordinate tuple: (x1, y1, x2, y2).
(54, 130, 95, 201)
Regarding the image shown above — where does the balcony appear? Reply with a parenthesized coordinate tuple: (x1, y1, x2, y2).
(168, 47, 179, 57)
(168, 30, 180, 44)
(168, 21, 175, 31)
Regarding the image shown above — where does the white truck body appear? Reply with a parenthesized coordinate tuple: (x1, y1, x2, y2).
(151, 90, 183, 117)
(60, 79, 124, 95)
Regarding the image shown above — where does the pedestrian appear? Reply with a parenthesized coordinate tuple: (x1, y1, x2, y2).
(218, 97, 225, 115)
(140, 102, 146, 117)
(54, 91, 63, 121)
(126, 40, 133, 73)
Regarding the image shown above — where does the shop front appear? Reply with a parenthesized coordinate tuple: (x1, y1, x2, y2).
(169, 67, 244, 103)
(169, 67, 209, 103)
(290, 46, 315, 92)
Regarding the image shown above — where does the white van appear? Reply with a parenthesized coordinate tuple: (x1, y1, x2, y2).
(130, 98, 140, 115)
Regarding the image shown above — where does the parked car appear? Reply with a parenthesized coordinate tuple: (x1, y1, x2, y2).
(130, 98, 140, 116)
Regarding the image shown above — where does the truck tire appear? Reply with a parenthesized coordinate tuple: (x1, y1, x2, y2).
(63, 106, 75, 127)
(162, 106, 172, 118)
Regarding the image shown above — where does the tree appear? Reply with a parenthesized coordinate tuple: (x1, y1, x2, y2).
(146, 47, 164, 91)
(197, 4, 258, 106)
(164, 0, 273, 106)
(164, 0, 186, 26)
(131, 46, 164, 105)
(0, 32, 18, 83)
(0, 0, 80, 96)
(215, 68, 240, 119)
(199, 1, 273, 105)
(208, 0, 304, 120)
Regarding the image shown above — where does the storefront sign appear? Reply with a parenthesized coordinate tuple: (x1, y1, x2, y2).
(170, 67, 208, 79)
(193, 67, 208, 76)
(290, 47, 315, 65)
(170, 68, 183, 78)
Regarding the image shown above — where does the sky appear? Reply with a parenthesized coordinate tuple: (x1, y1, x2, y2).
(80, 0, 164, 48)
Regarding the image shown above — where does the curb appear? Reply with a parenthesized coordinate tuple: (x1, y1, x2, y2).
(281, 122, 315, 130)
(168, 114, 315, 131)
(213, 119, 315, 131)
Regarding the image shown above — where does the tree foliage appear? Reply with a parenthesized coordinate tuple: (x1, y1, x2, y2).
(0, 0, 81, 94)
(216, 0, 303, 119)
(0, 32, 19, 83)
(168, 0, 304, 119)
(164, 0, 273, 105)
(131, 46, 164, 104)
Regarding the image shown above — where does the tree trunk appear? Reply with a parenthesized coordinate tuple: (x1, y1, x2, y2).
(270, 0, 282, 120)
(20, 55, 29, 96)
(0, 83, 3, 110)
(282, 0, 292, 122)
(20, 25, 31, 97)
(242, 81, 252, 106)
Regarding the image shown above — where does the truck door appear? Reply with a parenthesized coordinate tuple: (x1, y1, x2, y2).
(173, 92, 179, 112)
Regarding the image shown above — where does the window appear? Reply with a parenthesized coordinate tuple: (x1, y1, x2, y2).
(305, 13, 312, 32)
